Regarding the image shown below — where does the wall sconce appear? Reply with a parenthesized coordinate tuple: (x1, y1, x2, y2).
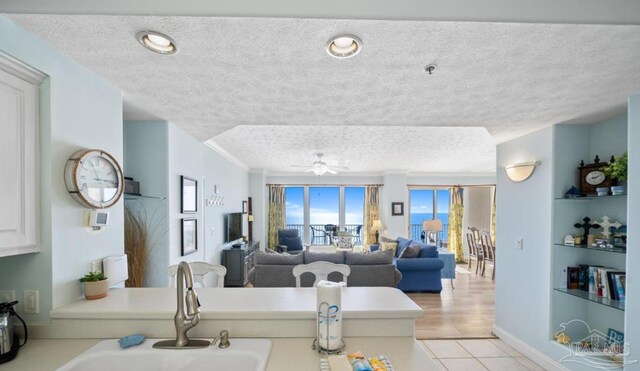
(505, 161, 540, 182)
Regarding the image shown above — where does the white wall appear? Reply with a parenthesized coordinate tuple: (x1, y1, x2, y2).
(125, 121, 250, 287)
(495, 126, 554, 357)
(381, 173, 409, 238)
(0, 16, 123, 322)
(249, 171, 267, 249)
(461, 187, 493, 260)
(625, 94, 640, 371)
(123, 121, 170, 287)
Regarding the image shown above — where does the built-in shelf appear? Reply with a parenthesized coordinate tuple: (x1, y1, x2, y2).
(554, 243, 626, 254)
(124, 194, 166, 200)
(554, 288, 625, 311)
(554, 194, 627, 201)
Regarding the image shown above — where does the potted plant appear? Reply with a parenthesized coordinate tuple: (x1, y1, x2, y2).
(604, 152, 628, 195)
(80, 272, 109, 300)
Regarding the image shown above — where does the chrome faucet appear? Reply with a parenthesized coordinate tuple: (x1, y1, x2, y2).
(154, 261, 210, 349)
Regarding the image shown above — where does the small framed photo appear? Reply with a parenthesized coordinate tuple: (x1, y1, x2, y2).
(392, 202, 404, 216)
(181, 176, 197, 213)
(181, 218, 197, 256)
(242, 200, 248, 214)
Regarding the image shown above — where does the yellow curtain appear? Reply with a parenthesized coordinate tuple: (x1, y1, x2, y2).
(448, 186, 465, 263)
(363, 186, 380, 246)
(490, 186, 497, 245)
(268, 185, 285, 250)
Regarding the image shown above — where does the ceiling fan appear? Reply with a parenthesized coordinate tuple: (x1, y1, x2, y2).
(290, 153, 349, 175)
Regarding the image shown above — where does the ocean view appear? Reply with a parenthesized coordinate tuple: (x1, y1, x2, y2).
(410, 213, 450, 226)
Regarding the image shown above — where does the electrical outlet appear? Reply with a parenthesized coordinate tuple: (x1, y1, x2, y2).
(0, 290, 16, 303)
(90, 259, 103, 273)
(515, 238, 524, 250)
(23, 290, 39, 314)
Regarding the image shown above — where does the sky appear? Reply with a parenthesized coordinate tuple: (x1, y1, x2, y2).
(285, 186, 364, 225)
(285, 187, 449, 226)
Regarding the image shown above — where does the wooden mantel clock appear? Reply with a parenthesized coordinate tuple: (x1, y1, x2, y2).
(578, 155, 614, 195)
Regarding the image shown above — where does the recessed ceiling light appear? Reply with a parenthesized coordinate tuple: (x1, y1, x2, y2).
(136, 31, 177, 55)
(326, 34, 362, 59)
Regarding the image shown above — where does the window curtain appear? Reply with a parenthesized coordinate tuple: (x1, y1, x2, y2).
(363, 185, 380, 246)
(448, 186, 465, 263)
(268, 185, 286, 250)
(491, 186, 497, 245)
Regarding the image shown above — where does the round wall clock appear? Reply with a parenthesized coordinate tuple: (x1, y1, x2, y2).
(64, 149, 124, 208)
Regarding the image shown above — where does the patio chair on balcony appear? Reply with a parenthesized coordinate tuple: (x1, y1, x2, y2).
(354, 225, 362, 244)
(310, 225, 325, 245)
(324, 224, 338, 243)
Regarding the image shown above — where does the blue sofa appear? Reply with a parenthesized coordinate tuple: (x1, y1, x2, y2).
(374, 237, 444, 292)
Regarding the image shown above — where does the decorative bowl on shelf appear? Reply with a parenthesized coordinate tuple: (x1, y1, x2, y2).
(610, 186, 625, 196)
(596, 187, 609, 196)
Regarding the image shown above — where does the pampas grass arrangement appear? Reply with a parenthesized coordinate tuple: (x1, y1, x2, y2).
(124, 206, 149, 287)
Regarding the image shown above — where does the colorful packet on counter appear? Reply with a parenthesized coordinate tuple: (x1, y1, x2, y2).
(368, 357, 387, 371)
(347, 351, 373, 371)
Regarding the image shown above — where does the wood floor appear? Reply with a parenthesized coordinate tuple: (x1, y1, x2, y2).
(408, 262, 496, 340)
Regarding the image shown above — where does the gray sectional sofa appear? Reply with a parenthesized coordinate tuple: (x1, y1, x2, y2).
(247, 250, 402, 287)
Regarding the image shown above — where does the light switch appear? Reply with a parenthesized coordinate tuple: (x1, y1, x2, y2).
(515, 238, 524, 250)
(24, 290, 39, 314)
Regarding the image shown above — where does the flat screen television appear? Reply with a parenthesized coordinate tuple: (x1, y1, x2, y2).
(226, 212, 243, 243)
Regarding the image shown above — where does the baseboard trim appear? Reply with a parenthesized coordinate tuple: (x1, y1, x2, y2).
(492, 324, 569, 371)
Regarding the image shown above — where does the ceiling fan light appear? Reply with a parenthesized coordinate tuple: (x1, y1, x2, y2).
(312, 167, 326, 176)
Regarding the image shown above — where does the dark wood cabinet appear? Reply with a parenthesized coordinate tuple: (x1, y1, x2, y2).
(222, 241, 259, 287)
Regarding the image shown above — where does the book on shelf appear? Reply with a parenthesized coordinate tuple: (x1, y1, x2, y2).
(607, 272, 626, 300)
(578, 264, 590, 291)
(588, 266, 602, 293)
(567, 267, 580, 289)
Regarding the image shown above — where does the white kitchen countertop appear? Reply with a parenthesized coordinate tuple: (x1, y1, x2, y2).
(51, 287, 423, 320)
(3, 337, 437, 371)
(34, 287, 423, 339)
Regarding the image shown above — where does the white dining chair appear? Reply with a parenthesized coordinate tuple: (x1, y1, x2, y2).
(168, 262, 227, 288)
(292, 261, 350, 287)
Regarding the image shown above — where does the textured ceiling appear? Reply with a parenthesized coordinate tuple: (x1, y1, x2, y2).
(212, 125, 496, 174)
(8, 15, 640, 173)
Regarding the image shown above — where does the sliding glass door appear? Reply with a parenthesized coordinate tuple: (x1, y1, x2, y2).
(409, 188, 450, 242)
(284, 187, 305, 242)
(309, 187, 339, 244)
(283, 185, 365, 245)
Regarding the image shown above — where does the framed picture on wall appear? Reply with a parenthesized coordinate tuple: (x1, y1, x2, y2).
(181, 176, 197, 213)
(392, 202, 404, 216)
(181, 218, 197, 256)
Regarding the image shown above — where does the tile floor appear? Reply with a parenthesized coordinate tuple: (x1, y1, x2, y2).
(420, 339, 546, 371)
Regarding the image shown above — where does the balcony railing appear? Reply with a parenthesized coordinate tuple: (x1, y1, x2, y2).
(285, 223, 448, 245)
(410, 223, 449, 244)
(285, 224, 363, 245)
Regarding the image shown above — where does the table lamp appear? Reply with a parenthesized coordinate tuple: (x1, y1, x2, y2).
(422, 219, 443, 244)
(371, 219, 383, 244)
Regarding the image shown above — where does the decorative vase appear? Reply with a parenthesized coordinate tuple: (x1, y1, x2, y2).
(83, 279, 109, 300)
(610, 185, 625, 196)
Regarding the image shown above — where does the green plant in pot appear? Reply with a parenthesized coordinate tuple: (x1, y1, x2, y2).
(604, 152, 627, 195)
(80, 272, 109, 300)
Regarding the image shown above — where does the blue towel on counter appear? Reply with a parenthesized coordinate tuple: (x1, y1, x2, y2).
(118, 334, 145, 348)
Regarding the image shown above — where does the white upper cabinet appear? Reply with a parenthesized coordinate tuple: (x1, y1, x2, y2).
(0, 53, 45, 257)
